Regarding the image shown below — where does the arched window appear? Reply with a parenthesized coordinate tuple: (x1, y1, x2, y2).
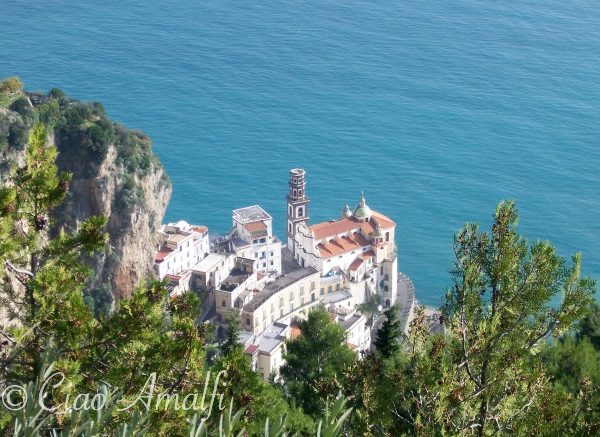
(298, 189, 303, 198)
(293, 189, 297, 197)
(289, 223, 292, 232)
(298, 207, 304, 217)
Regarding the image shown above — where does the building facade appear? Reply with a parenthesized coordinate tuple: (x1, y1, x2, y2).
(154, 221, 210, 279)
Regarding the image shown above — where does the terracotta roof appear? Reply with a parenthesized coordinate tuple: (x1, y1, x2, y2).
(309, 211, 394, 240)
(244, 344, 259, 354)
(370, 211, 395, 228)
(154, 247, 173, 263)
(244, 221, 267, 233)
(165, 274, 181, 281)
(193, 226, 208, 234)
(310, 218, 361, 240)
(361, 250, 375, 259)
(349, 258, 364, 271)
(317, 232, 372, 259)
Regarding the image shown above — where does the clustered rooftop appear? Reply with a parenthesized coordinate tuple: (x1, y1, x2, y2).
(153, 168, 400, 381)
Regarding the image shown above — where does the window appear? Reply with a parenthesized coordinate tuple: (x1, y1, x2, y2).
(298, 207, 303, 217)
(263, 262, 266, 268)
(299, 189, 303, 198)
(380, 266, 384, 274)
(270, 261, 274, 266)
(289, 223, 292, 232)
(260, 238, 266, 243)
(280, 296, 284, 306)
(221, 300, 226, 307)
(280, 307, 284, 318)
(385, 232, 390, 242)
(254, 252, 259, 258)
(293, 178, 297, 184)
(270, 251, 274, 257)
(289, 206, 292, 215)
(328, 285, 332, 293)
(300, 285, 305, 295)
(293, 189, 297, 197)
(246, 318, 250, 325)
(336, 284, 340, 291)
(311, 281, 316, 290)
(320, 287, 324, 295)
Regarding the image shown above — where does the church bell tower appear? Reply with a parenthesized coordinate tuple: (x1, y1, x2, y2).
(286, 168, 309, 253)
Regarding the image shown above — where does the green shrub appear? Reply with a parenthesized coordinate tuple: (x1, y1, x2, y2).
(37, 99, 60, 128)
(9, 95, 31, 116)
(116, 175, 145, 211)
(0, 76, 23, 94)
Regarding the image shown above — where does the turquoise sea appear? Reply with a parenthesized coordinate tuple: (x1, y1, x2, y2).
(2, 1, 599, 306)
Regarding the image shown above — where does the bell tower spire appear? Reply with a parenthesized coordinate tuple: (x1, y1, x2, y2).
(286, 168, 309, 253)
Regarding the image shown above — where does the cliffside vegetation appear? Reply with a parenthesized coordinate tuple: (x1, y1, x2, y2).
(0, 77, 598, 435)
(1, 77, 171, 315)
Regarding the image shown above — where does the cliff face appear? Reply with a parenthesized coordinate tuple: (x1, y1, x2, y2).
(53, 134, 171, 301)
(0, 88, 171, 309)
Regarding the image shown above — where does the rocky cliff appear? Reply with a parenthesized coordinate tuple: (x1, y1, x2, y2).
(0, 83, 171, 312)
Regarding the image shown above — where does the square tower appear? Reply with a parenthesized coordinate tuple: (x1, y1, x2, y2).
(286, 168, 309, 252)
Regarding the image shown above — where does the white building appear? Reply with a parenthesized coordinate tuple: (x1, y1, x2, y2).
(243, 321, 290, 381)
(191, 253, 236, 291)
(214, 205, 282, 276)
(154, 221, 210, 279)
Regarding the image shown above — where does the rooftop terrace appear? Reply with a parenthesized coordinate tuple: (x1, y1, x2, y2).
(232, 205, 271, 224)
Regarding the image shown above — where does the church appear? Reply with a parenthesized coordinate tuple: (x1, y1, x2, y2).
(286, 168, 399, 309)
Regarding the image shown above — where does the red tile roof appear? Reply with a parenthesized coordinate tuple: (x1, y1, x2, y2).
(154, 247, 173, 263)
(244, 344, 259, 354)
(309, 211, 394, 240)
(244, 221, 268, 233)
(317, 232, 372, 259)
(349, 258, 364, 271)
(193, 226, 208, 234)
(361, 250, 375, 259)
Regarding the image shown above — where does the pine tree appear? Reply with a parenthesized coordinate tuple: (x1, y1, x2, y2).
(219, 314, 242, 357)
(382, 201, 596, 435)
(373, 305, 403, 359)
(280, 307, 356, 416)
(0, 123, 107, 379)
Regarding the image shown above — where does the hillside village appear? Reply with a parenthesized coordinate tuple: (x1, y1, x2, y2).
(154, 169, 417, 380)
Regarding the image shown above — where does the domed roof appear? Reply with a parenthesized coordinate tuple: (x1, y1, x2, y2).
(353, 193, 371, 220)
(341, 204, 352, 219)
